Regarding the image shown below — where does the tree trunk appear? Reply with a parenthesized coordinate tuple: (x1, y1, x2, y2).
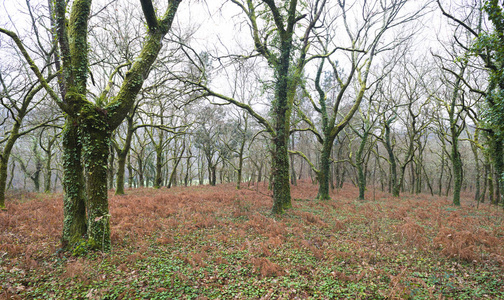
(184, 155, 191, 187)
(258, 161, 263, 183)
(384, 121, 399, 197)
(488, 173, 494, 204)
(449, 66, 465, 206)
(490, 134, 504, 205)
(138, 158, 144, 187)
(34, 161, 42, 192)
(452, 144, 463, 206)
(7, 162, 15, 191)
(317, 139, 333, 200)
(154, 146, 163, 189)
(43, 140, 54, 193)
(480, 163, 489, 203)
(438, 152, 445, 196)
(198, 155, 204, 185)
(445, 171, 452, 197)
(237, 143, 244, 189)
(272, 134, 291, 214)
(80, 113, 111, 251)
(61, 119, 87, 248)
(127, 154, 133, 188)
(210, 165, 217, 186)
(415, 156, 423, 195)
(356, 131, 369, 200)
(115, 152, 127, 195)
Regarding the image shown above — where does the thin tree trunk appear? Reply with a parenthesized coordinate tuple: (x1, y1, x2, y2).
(115, 153, 127, 195)
(0, 122, 20, 210)
(290, 136, 297, 186)
(317, 138, 333, 200)
(154, 145, 163, 189)
(138, 158, 144, 187)
(44, 144, 53, 193)
(7, 162, 15, 191)
(383, 118, 399, 197)
(127, 154, 133, 188)
(356, 131, 368, 200)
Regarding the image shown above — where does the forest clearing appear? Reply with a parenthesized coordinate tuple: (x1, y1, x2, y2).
(1, 181, 503, 299)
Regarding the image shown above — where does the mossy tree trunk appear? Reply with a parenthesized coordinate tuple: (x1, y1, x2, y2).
(450, 121, 463, 206)
(80, 107, 112, 251)
(270, 26, 295, 214)
(1, 0, 182, 251)
(489, 134, 503, 205)
(61, 119, 87, 248)
(480, 0, 504, 207)
(488, 171, 494, 204)
(271, 131, 291, 213)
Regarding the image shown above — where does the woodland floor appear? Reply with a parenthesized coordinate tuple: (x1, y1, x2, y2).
(1, 181, 504, 299)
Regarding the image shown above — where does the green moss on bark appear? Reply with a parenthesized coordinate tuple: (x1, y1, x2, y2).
(61, 117, 87, 248)
(80, 105, 112, 251)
